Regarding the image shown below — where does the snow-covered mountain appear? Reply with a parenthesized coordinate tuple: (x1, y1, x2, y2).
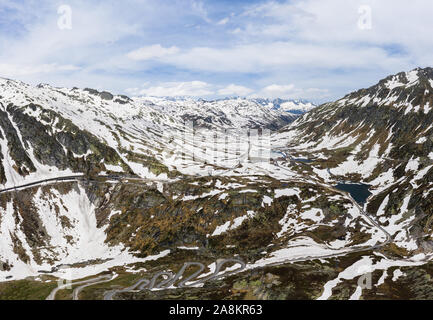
(250, 97, 316, 115)
(275, 67, 433, 256)
(0, 78, 316, 187)
(0, 77, 323, 282)
(0, 69, 432, 300)
(134, 96, 314, 130)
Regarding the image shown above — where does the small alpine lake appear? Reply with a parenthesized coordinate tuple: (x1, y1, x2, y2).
(334, 182, 372, 205)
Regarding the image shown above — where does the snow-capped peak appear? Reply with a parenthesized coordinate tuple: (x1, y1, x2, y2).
(277, 100, 316, 114)
(335, 67, 433, 114)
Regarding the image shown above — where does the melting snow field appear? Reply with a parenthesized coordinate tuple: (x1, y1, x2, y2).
(0, 184, 170, 282)
(317, 253, 430, 300)
(247, 237, 353, 270)
(0, 72, 432, 299)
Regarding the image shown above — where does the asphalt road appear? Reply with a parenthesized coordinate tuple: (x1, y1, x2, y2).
(72, 274, 114, 300)
(46, 274, 113, 300)
(0, 174, 172, 195)
(2, 168, 392, 300)
(103, 258, 246, 300)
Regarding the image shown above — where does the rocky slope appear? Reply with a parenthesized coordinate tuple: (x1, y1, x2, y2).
(0, 69, 432, 300)
(0, 78, 313, 188)
(275, 67, 433, 256)
(0, 78, 330, 282)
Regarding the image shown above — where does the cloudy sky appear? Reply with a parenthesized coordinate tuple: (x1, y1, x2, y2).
(0, 0, 432, 103)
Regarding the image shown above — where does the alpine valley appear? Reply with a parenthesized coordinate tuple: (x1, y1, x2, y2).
(0, 68, 432, 300)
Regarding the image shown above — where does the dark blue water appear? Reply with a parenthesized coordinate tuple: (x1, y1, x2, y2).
(293, 158, 313, 164)
(334, 183, 371, 205)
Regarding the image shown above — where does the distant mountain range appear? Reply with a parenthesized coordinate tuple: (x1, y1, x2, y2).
(134, 96, 316, 129)
(251, 97, 316, 114)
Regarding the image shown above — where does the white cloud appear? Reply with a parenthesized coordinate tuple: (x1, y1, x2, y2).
(261, 84, 295, 96)
(218, 84, 253, 96)
(0, 63, 80, 77)
(134, 81, 214, 97)
(191, 0, 212, 23)
(254, 83, 329, 100)
(126, 81, 329, 101)
(0, 0, 143, 83)
(126, 44, 180, 61)
(155, 42, 407, 73)
(2, 0, 433, 102)
(217, 17, 229, 25)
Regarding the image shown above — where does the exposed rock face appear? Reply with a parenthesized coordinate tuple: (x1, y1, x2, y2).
(100, 91, 114, 101)
(0, 107, 36, 176)
(0, 70, 432, 300)
(276, 67, 433, 256)
(0, 78, 312, 187)
(0, 102, 133, 180)
(0, 174, 377, 280)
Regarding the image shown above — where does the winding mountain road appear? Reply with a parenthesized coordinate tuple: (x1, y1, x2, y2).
(0, 174, 172, 195)
(1, 169, 392, 300)
(72, 274, 115, 300)
(46, 274, 114, 300)
(103, 258, 246, 300)
(273, 160, 392, 248)
(100, 163, 392, 299)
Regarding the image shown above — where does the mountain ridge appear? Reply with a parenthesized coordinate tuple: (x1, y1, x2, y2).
(0, 68, 432, 300)
(274, 67, 433, 259)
